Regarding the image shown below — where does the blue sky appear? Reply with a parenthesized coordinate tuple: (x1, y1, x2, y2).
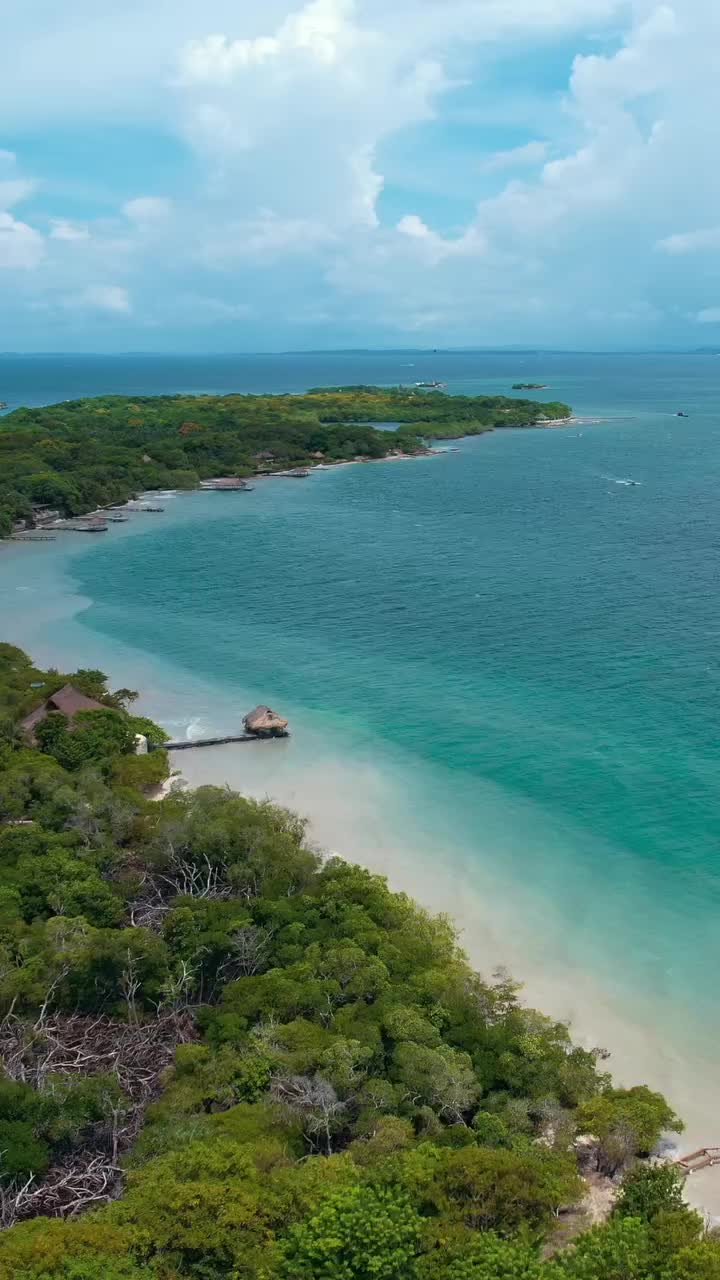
(1, 0, 718, 351)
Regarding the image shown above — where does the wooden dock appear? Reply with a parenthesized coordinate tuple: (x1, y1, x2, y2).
(163, 733, 280, 751)
(10, 534, 57, 542)
(674, 1148, 720, 1175)
(162, 707, 290, 753)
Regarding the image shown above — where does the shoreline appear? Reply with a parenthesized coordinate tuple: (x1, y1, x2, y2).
(0, 445, 442, 551)
(167, 736, 720, 1217)
(2, 396, 718, 1212)
(1, 401, 577, 549)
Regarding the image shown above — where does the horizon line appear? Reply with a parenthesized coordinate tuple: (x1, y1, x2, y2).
(1, 347, 719, 358)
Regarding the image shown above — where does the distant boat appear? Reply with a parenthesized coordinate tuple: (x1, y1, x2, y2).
(415, 380, 447, 389)
(676, 411, 689, 418)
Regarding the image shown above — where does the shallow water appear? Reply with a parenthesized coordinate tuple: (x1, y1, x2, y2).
(2, 351, 719, 1194)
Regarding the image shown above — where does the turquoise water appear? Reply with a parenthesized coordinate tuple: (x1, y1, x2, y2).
(2, 352, 720, 1152)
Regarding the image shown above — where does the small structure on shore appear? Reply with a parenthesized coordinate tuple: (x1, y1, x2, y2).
(243, 706, 289, 738)
(20, 684, 106, 743)
(199, 477, 251, 491)
(163, 705, 290, 751)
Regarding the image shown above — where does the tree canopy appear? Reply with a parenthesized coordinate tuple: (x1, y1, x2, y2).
(0, 641, 710, 1280)
(0, 386, 571, 531)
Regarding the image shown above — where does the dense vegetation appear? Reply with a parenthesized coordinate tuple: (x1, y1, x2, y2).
(0, 642, 715, 1278)
(0, 387, 571, 534)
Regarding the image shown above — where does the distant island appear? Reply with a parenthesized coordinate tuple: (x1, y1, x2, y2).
(512, 382, 548, 390)
(0, 386, 571, 535)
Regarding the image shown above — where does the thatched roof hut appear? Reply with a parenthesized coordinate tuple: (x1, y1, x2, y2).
(243, 706, 289, 738)
(20, 684, 106, 742)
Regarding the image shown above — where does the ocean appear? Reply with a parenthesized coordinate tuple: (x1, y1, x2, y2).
(1, 351, 719, 1195)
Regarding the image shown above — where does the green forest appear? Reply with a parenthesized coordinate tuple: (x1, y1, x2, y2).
(0, 641, 716, 1278)
(0, 387, 571, 535)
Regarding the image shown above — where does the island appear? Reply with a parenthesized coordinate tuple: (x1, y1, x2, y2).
(0, 638, 703, 1279)
(0, 385, 571, 536)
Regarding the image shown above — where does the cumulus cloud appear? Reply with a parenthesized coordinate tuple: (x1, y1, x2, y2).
(179, 0, 361, 81)
(176, 0, 451, 233)
(3, 0, 720, 346)
(396, 214, 487, 264)
(324, 0, 720, 345)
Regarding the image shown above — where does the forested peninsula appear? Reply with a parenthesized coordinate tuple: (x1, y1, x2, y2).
(0, 387, 571, 535)
(0, 641, 716, 1279)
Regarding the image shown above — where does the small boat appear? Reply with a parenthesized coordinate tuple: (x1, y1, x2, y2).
(415, 380, 447, 389)
(676, 411, 689, 418)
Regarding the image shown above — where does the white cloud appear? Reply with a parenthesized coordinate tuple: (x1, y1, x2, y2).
(0, 150, 37, 209)
(0, 0, 626, 131)
(176, 0, 452, 232)
(0, 179, 36, 208)
(179, 0, 361, 82)
(396, 214, 487, 264)
(199, 211, 335, 264)
(0, 212, 44, 269)
(70, 285, 132, 313)
(123, 196, 173, 224)
(49, 218, 90, 242)
(658, 228, 720, 255)
(396, 215, 431, 241)
(326, 0, 720, 345)
(0, 153, 44, 269)
(4, 0, 720, 346)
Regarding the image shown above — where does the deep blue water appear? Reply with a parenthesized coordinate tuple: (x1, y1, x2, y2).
(2, 351, 720, 1138)
(1, 348, 716, 416)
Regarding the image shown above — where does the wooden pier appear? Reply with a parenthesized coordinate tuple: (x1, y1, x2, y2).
(162, 707, 290, 753)
(10, 534, 56, 542)
(675, 1148, 720, 1176)
(162, 733, 281, 751)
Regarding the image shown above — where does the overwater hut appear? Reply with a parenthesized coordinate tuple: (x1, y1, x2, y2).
(243, 706, 289, 738)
